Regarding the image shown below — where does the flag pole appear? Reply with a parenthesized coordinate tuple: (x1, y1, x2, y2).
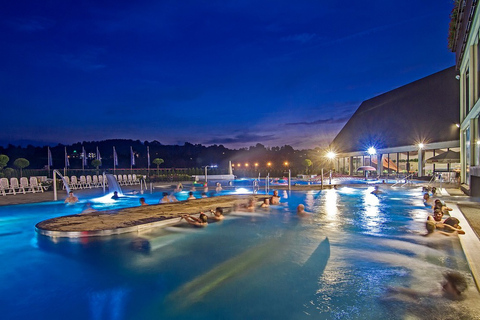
(147, 146, 150, 178)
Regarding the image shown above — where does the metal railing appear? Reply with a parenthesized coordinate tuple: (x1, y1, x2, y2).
(391, 174, 415, 188)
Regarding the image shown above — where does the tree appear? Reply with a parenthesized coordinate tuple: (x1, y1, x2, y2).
(91, 159, 102, 175)
(13, 158, 30, 177)
(153, 158, 164, 175)
(303, 159, 312, 174)
(0, 154, 9, 170)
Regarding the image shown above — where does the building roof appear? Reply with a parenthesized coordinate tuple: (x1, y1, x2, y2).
(330, 67, 460, 154)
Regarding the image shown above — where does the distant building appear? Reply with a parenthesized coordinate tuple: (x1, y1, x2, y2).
(449, 0, 480, 195)
(329, 67, 459, 178)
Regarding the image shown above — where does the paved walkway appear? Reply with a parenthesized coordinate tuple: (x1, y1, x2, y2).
(442, 188, 480, 240)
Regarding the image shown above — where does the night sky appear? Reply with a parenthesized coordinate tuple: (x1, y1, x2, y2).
(0, 1, 455, 149)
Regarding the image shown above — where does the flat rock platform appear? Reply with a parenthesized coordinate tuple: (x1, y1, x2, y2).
(36, 194, 264, 238)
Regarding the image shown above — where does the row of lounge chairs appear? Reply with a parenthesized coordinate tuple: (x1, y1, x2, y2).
(63, 174, 141, 190)
(0, 177, 44, 196)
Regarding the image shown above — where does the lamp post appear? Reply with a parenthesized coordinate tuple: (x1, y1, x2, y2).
(326, 151, 336, 184)
(367, 147, 376, 179)
(418, 143, 424, 178)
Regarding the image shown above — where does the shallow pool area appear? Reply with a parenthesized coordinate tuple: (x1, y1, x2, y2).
(1, 187, 479, 319)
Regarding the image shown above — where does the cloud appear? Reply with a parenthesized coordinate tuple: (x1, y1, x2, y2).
(203, 133, 277, 145)
(285, 116, 351, 126)
(5, 17, 55, 32)
(280, 33, 317, 43)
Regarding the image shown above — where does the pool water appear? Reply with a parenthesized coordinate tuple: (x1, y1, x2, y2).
(1, 187, 479, 319)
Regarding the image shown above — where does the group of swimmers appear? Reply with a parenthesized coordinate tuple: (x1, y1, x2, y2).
(180, 207, 225, 227)
(423, 190, 465, 235)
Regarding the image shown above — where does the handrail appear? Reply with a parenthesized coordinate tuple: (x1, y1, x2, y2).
(426, 174, 437, 187)
(400, 174, 415, 187)
(391, 173, 415, 188)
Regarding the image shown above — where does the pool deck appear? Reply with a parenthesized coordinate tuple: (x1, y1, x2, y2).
(438, 188, 480, 291)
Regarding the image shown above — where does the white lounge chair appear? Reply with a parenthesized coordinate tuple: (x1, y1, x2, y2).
(116, 174, 123, 185)
(122, 175, 129, 186)
(20, 177, 34, 193)
(0, 178, 14, 195)
(30, 177, 44, 193)
(127, 174, 134, 185)
(86, 175, 93, 188)
(132, 174, 140, 184)
(79, 175, 88, 189)
(10, 177, 25, 194)
(92, 175, 99, 188)
(70, 176, 79, 190)
(99, 175, 107, 187)
(0, 178, 7, 196)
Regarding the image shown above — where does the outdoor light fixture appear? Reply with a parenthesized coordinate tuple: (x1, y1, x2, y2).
(326, 151, 336, 159)
(456, 123, 460, 128)
(367, 147, 376, 155)
(254, 163, 259, 167)
(418, 143, 424, 149)
(284, 161, 289, 166)
(245, 163, 249, 167)
(267, 162, 272, 167)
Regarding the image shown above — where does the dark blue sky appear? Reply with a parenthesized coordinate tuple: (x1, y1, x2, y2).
(0, 0, 455, 149)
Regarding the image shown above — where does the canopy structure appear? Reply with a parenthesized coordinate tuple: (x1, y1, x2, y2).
(371, 157, 398, 172)
(426, 150, 460, 164)
(357, 166, 376, 171)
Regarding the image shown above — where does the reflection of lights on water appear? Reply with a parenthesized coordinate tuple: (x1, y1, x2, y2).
(91, 194, 117, 204)
(305, 191, 315, 210)
(324, 189, 338, 218)
(339, 187, 355, 194)
(30, 237, 38, 248)
(364, 189, 380, 217)
(234, 188, 250, 194)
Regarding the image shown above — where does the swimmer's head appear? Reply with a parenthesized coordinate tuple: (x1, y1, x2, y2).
(215, 207, 223, 215)
(443, 271, 467, 295)
(199, 213, 208, 222)
(444, 217, 460, 228)
(426, 221, 436, 234)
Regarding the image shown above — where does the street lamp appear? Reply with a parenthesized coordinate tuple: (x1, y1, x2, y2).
(326, 151, 336, 160)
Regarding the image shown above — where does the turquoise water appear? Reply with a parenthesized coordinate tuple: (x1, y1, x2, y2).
(0, 187, 478, 319)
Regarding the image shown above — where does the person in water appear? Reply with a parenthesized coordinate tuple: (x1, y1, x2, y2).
(209, 207, 225, 221)
(159, 192, 170, 203)
(187, 192, 196, 200)
(65, 191, 79, 204)
(139, 197, 148, 206)
(111, 191, 119, 200)
(371, 186, 382, 194)
(182, 213, 208, 227)
(386, 271, 468, 301)
(260, 198, 270, 208)
(81, 202, 97, 214)
(297, 204, 310, 217)
(270, 190, 281, 205)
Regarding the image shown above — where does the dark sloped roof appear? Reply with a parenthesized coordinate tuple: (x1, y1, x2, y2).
(330, 67, 460, 154)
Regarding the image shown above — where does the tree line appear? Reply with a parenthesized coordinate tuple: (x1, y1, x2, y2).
(0, 139, 333, 177)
